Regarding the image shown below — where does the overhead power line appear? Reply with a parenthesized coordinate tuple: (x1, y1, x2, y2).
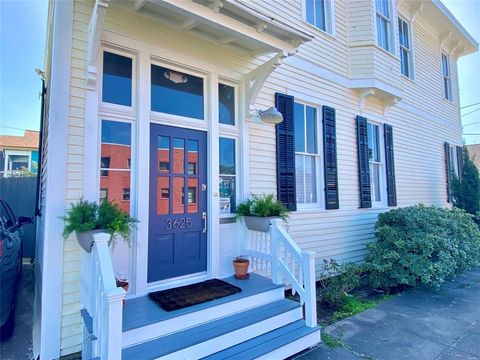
(462, 107, 480, 118)
(461, 101, 480, 110)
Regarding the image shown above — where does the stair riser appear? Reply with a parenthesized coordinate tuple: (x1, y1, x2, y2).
(123, 287, 285, 348)
(156, 307, 303, 360)
(256, 330, 321, 360)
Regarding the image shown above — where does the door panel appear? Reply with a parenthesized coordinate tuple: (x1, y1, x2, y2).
(148, 124, 207, 282)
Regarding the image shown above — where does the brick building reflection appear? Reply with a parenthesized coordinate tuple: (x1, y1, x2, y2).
(156, 144, 199, 215)
(100, 143, 131, 213)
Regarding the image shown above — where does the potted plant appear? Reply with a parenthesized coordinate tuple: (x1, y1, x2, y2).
(62, 199, 138, 252)
(115, 273, 129, 292)
(232, 256, 250, 279)
(235, 194, 289, 232)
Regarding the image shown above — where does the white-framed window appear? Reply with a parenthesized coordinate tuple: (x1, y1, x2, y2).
(304, 0, 334, 34)
(442, 53, 453, 101)
(99, 119, 133, 215)
(375, 0, 393, 52)
(367, 122, 385, 205)
(151, 62, 206, 121)
(449, 145, 459, 177)
(294, 102, 322, 208)
(219, 137, 236, 216)
(398, 17, 414, 79)
(101, 49, 135, 109)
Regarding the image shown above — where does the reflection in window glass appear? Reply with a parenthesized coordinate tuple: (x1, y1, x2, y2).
(151, 65, 204, 119)
(173, 177, 185, 214)
(157, 178, 170, 215)
(173, 138, 185, 174)
(368, 122, 382, 203)
(100, 120, 132, 214)
(219, 138, 236, 214)
(294, 103, 305, 153)
(188, 179, 198, 212)
(158, 136, 170, 172)
(219, 83, 235, 125)
(305, 0, 326, 31)
(102, 52, 132, 106)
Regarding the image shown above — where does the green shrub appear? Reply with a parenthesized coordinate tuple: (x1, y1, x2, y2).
(318, 259, 361, 306)
(235, 194, 289, 221)
(365, 205, 480, 290)
(451, 147, 480, 220)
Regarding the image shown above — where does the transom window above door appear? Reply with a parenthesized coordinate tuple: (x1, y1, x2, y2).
(151, 64, 204, 120)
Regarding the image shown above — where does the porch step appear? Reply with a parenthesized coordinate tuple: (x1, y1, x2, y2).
(203, 320, 321, 360)
(122, 273, 284, 347)
(121, 299, 303, 360)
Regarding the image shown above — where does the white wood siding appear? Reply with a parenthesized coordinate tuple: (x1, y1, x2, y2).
(54, 0, 466, 354)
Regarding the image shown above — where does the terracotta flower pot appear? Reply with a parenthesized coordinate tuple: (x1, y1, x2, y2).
(233, 259, 250, 279)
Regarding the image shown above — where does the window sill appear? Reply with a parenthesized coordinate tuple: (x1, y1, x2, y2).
(302, 21, 335, 40)
(374, 44, 400, 62)
(400, 74, 415, 83)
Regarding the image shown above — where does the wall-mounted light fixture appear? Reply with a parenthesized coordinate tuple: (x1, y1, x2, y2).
(258, 107, 283, 124)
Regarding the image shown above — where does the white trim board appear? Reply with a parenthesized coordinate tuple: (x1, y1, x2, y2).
(36, 0, 73, 358)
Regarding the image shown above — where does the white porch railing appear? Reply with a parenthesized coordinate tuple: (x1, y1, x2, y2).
(80, 232, 125, 360)
(245, 218, 317, 327)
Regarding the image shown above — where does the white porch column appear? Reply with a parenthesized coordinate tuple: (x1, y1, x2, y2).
(208, 73, 220, 277)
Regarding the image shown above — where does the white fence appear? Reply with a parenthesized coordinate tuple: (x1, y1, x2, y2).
(246, 218, 317, 327)
(81, 232, 125, 360)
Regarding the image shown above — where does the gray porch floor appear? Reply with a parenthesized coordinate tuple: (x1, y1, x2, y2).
(294, 268, 480, 360)
(123, 273, 282, 332)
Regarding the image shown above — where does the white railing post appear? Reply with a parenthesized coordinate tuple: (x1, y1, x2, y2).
(91, 232, 126, 360)
(270, 219, 281, 285)
(105, 287, 126, 359)
(302, 250, 317, 328)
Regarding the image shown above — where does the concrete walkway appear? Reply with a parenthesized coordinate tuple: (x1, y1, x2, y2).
(295, 268, 480, 360)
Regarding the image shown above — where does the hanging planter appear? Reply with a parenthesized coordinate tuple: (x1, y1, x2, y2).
(235, 194, 289, 233)
(243, 216, 278, 232)
(62, 199, 138, 252)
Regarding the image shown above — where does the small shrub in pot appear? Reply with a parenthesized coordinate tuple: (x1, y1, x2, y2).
(235, 194, 289, 231)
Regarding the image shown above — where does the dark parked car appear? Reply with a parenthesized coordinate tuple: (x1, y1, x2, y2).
(0, 199, 32, 339)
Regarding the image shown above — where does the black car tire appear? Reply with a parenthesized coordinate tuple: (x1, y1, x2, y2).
(0, 304, 15, 340)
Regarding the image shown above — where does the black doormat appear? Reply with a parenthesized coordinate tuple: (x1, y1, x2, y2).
(149, 279, 242, 312)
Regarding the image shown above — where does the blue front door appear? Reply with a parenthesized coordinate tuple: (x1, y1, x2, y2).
(148, 124, 207, 282)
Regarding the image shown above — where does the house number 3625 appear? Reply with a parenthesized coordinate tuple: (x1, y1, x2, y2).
(165, 218, 192, 230)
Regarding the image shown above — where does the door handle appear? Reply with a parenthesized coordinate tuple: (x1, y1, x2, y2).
(202, 212, 207, 233)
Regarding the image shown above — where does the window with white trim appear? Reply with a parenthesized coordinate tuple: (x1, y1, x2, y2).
(375, 0, 393, 52)
(99, 120, 132, 214)
(398, 17, 413, 78)
(367, 122, 384, 204)
(442, 53, 453, 101)
(219, 137, 236, 215)
(449, 145, 459, 177)
(294, 102, 321, 207)
(304, 0, 333, 34)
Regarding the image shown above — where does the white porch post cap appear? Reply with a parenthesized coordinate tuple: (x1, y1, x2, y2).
(92, 232, 111, 244)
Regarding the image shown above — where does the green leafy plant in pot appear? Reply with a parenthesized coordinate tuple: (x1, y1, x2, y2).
(62, 199, 138, 252)
(235, 194, 289, 232)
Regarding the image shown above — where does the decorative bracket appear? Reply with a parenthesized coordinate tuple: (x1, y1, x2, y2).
(86, 0, 110, 90)
(244, 51, 289, 120)
(383, 97, 400, 116)
(410, 3, 424, 23)
(440, 31, 453, 49)
(358, 89, 376, 111)
(450, 41, 464, 57)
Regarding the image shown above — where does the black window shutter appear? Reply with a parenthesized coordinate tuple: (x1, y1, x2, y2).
(384, 124, 397, 207)
(356, 116, 371, 208)
(456, 146, 463, 180)
(444, 142, 452, 202)
(323, 106, 339, 209)
(275, 93, 296, 211)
